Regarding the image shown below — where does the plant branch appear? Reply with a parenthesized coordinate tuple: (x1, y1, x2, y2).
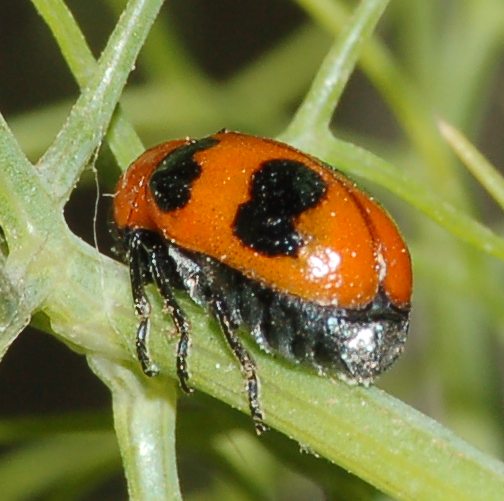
(32, 0, 144, 168)
(35, 0, 164, 199)
(283, 0, 389, 140)
(439, 119, 504, 210)
(89, 357, 182, 501)
(295, 0, 460, 202)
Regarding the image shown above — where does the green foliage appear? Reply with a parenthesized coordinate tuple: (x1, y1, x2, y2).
(1, 0, 504, 499)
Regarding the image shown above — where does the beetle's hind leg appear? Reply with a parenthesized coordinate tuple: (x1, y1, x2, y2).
(209, 293, 267, 435)
(127, 229, 159, 377)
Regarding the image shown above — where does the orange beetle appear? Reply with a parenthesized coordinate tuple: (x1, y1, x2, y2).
(114, 131, 412, 433)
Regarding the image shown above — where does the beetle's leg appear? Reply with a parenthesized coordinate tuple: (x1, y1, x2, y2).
(147, 242, 193, 394)
(127, 230, 159, 377)
(209, 294, 267, 435)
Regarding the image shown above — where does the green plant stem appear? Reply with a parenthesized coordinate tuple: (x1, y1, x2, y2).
(32, 0, 144, 168)
(283, 0, 389, 139)
(89, 357, 182, 501)
(439, 119, 504, 210)
(35, 0, 164, 200)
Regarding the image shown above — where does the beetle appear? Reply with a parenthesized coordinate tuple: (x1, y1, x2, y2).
(113, 130, 412, 433)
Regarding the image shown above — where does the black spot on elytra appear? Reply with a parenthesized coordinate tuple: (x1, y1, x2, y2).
(149, 137, 219, 212)
(233, 159, 326, 256)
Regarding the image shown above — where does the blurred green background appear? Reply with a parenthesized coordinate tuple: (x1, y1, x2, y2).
(1, 0, 503, 499)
